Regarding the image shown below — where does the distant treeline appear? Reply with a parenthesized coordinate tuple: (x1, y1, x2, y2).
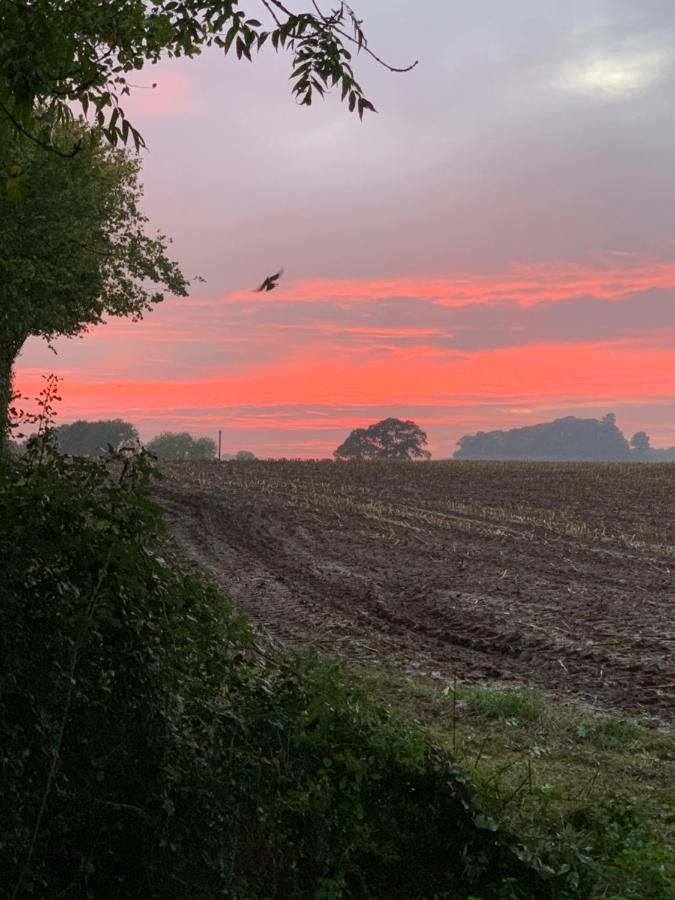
(10, 420, 256, 461)
(11, 415, 675, 463)
(453, 414, 675, 462)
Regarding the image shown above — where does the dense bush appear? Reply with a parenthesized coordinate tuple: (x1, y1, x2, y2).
(0, 423, 542, 898)
(0, 432, 228, 896)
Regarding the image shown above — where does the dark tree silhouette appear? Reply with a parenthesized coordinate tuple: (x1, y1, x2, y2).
(630, 431, 651, 455)
(145, 431, 216, 460)
(54, 419, 139, 457)
(334, 418, 430, 461)
(453, 415, 631, 461)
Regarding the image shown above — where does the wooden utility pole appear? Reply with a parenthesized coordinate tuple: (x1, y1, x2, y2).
(218, 429, 222, 461)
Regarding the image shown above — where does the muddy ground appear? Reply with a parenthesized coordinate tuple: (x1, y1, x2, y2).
(156, 460, 674, 723)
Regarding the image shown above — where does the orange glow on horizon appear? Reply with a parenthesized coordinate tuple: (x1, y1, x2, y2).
(16, 339, 675, 411)
(14, 260, 675, 454)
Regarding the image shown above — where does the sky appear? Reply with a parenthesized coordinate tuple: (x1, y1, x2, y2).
(15, 0, 675, 457)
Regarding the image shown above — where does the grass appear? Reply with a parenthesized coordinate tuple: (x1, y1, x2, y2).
(351, 666, 675, 850)
(462, 685, 547, 722)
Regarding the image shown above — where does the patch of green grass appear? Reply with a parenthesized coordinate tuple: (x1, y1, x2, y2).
(463, 685, 547, 723)
(573, 715, 656, 752)
(350, 667, 675, 899)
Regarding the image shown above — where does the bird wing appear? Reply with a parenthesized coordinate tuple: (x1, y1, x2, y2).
(252, 268, 283, 292)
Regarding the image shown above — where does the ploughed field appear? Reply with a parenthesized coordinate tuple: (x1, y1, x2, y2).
(156, 460, 674, 723)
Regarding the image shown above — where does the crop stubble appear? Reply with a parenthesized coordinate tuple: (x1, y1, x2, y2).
(156, 460, 674, 723)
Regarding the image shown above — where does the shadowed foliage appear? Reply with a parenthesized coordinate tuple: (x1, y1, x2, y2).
(0, 117, 187, 439)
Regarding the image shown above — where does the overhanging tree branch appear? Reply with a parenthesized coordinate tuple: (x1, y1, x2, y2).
(0, 100, 81, 158)
(307, 0, 419, 73)
(0, 1, 417, 150)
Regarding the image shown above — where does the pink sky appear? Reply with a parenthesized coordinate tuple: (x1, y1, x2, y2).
(15, 0, 675, 456)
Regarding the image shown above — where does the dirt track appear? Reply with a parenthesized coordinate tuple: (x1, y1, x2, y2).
(156, 460, 675, 723)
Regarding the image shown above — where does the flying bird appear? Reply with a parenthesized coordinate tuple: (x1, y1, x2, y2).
(253, 268, 284, 292)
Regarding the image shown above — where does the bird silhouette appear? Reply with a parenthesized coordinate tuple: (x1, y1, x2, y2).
(253, 268, 284, 292)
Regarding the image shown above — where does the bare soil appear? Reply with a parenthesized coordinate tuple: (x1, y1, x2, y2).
(155, 460, 675, 723)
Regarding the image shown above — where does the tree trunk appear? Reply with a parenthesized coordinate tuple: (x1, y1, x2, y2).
(0, 334, 24, 449)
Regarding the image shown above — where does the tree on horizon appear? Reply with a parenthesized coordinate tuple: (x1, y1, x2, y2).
(630, 431, 651, 457)
(334, 418, 431, 461)
(53, 419, 139, 457)
(453, 414, 631, 461)
(145, 431, 217, 460)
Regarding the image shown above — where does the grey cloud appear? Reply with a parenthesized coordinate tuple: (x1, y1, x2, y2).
(185, 288, 675, 353)
(134, 0, 675, 290)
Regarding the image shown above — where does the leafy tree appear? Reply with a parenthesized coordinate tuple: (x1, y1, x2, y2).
(0, 1, 414, 153)
(454, 415, 631, 461)
(0, 118, 187, 438)
(630, 431, 651, 455)
(53, 419, 139, 457)
(334, 417, 431, 461)
(235, 450, 257, 460)
(146, 431, 217, 460)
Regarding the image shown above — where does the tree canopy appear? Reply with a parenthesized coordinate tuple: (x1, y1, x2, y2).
(0, 119, 187, 339)
(0, 1, 412, 153)
(145, 431, 217, 460)
(334, 418, 431, 461)
(629, 431, 651, 455)
(0, 117, 187, 436)
(453, 415, 631, 461)
(53, 419, 140, 457)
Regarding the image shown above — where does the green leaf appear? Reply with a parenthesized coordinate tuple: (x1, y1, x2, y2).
(223, 23, 239, 54)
